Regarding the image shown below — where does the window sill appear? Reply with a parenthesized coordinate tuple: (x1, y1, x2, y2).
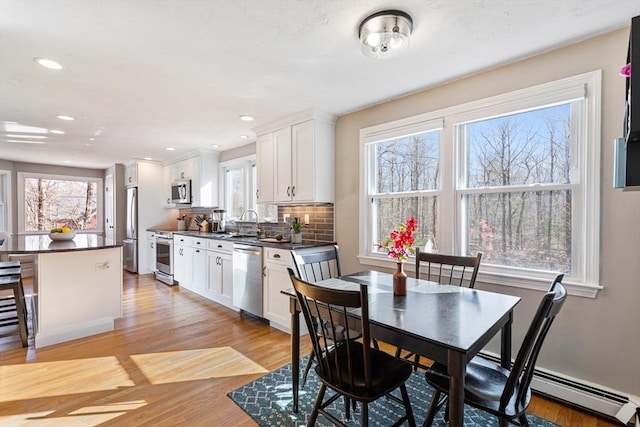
(357, 255, 602, 298)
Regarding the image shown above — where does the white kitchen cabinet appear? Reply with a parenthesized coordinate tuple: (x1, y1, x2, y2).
(164, 150, 220, 207)
(191, 244, 208, 297)
(175, 235, 208, 297)
(173, 235, 191, 289)
(162, 165, 174, 208)
(256, 132, 275, 204)
(124, 163, 138, 187)
(255, 110, 335, 205)
(263, 247, 293, 332)
(147, 231, 156, 273)
(206, 239, 234, 310)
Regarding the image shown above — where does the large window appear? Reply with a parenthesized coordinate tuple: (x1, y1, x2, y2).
(361, 72, 601, 294)
(18, 172, 102, 233)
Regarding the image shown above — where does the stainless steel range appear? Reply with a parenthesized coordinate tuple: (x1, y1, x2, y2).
(152, 231, 175, 285)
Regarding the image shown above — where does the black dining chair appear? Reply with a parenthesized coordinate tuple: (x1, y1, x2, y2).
(288, 268, 417, 427)
(422, 274, 567, 427)
(291, 245, 357, 389)
(396, 250, 483, 369)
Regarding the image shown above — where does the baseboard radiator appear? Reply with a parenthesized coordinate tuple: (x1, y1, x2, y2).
(480, 351, 639, 425)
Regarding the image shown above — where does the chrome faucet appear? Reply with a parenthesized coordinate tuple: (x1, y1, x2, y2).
(240, 209, 259, 223)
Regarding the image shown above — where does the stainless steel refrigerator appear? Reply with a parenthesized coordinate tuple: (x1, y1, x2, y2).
(123, 187, 138, 273)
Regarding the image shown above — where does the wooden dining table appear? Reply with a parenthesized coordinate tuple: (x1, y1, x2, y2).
(282, 270, 521, 427)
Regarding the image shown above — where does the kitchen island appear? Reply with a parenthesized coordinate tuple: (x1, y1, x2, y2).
(0, 234, 123, 348)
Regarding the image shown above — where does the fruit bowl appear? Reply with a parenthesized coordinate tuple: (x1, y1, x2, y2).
(49, 231, 76, 241)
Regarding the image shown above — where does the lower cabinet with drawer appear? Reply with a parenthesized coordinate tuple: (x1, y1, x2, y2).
(206, 240, 235, 310)
(174, 235, 208, 297)
(263, 247, 293, 332)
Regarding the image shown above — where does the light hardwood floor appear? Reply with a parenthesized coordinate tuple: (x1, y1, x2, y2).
(0, 272, 621, 426)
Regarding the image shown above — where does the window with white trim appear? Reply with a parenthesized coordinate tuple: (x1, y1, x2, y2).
(360, 71, 601, 292)
(17, 172, 103, 233)
(221, 156, 277, 222)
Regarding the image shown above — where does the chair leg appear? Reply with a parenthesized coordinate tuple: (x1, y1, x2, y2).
(395, 346, 402, 358)
(344, 396, 351, 421)
(499, 418, 509, 427)
(423, 389, 441, 427)
(413, 354, 420, 371)
(519, 413, 530, 426)
(360, 402, 369, 427)
(308, 384, 326, 426)
(301, 352, 315, 388)
(400, 383, 417, 427)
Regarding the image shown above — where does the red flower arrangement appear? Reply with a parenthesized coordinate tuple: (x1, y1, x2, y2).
(377, 216, 418, 263)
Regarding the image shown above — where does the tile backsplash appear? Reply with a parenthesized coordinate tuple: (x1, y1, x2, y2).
(179, 204, 334, 242)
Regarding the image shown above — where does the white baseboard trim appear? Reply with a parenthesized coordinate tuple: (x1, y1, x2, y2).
(35, 318, 115, 348)
(481, 351, 639, 425)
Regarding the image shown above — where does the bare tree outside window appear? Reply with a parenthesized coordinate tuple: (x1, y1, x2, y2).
(24, 178, 98, 231)
(461, 104, 572, 272)
(370, 130, 440, 251)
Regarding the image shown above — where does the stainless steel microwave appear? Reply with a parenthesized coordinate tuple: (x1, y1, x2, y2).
(171, 180, 192, 204)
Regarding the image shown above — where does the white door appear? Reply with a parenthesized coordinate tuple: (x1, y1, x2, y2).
(105, 174, 115, 241)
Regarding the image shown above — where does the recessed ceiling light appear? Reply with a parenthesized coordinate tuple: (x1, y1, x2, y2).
(34, 57, 63, 70)
(211, 144, 220, 148)
(166, 147, 175, 151)
(239, 115, 254, 121)
(6, 139, 46, 144)
(240, 135, 249, 139)
(49, 129, 65, 134)
(6, 134, 47, 139)
(56, 115, 75, 121)
(144, 157, 153, 160)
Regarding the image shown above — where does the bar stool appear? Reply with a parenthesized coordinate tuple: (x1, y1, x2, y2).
(0, 261, 28, 347)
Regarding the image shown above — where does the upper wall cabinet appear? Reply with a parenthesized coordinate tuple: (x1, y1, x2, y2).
(163, 150, 220, 208)
(255, 109, 335, 205)
(124, 163, 138, 188)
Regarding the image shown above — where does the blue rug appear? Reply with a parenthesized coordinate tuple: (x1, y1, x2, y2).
(228, 356, 558, 426)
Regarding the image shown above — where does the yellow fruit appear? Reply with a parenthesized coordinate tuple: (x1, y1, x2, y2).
(62, 227, 72, 233)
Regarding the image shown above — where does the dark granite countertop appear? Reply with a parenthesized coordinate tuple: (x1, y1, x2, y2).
(172, 230, 335, 250)
(0, 233, 122, 254)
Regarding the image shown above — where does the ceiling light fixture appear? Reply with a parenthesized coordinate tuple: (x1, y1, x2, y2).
(49, 129, 65, 134)
(34, 57, 63, 70)
(56, 115, 75, 121)
(166, 147, 176, 151)
(359, 10, 413, 59)
(239, 115, 254, 121)
(239, 135, 249, 139)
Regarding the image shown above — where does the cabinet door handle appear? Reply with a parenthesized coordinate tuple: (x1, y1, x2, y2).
(273, 254, 281, 259)
(217, 244, 222, 248)
(291, 186, 296, 197)
(287, 186, 291, 196)
(196, 241, 201, 245)
(196, 249, 200, 253)
(256, 189, 259, 199)
(263, 266, 267, 277)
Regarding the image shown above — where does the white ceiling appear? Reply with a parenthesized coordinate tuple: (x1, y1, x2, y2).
(0, 0, 638, 169)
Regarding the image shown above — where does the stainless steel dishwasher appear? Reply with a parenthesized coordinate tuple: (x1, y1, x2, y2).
(232, 243, 264, 318)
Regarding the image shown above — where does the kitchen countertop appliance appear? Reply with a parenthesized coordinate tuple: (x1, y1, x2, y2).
(232, 243, 263, 317)
(152, 231, 175, 285)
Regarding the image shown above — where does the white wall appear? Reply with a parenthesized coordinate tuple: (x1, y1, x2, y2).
(335, 27, 640, 396)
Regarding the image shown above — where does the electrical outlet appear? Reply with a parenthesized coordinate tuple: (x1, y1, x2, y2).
(304, 214, 310, 224)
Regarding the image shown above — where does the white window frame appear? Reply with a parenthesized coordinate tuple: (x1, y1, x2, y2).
(359, 71, 601, 297)
(17, 171, 104, 235)
(219, 155, 254, 221)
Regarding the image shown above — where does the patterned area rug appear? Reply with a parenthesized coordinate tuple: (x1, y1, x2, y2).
(228, 356, 559, 426)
